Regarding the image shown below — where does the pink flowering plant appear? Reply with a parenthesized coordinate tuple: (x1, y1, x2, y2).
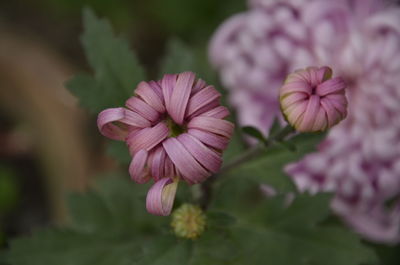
(4, 3, 400, 265)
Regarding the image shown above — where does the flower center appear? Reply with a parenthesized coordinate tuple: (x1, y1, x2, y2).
(166, 116, 185, 137)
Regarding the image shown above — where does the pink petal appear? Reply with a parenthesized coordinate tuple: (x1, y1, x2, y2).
(316, 66, 332, 82)
(121, 109, 151, 128)
(186, 85, 221, 117)
(188, 129, 230, 150)
(164, 155, 175, 179)
(146, 177, 178, 216)
(187, 101, 220, 119)
(127, 122, 169, 154)
(281, 81, 311, 96)
(163, 137, 209, 184)
(321, 97, 338, 127)
(284, 99, 307, 125)
(297, 95, 320, 132)
(178, 133, 222, 173)
(316, 77, 346, 96)
(191, 78, 207, 95)
(281, 92, 308, 110)
(187, 116, 234, 138)
(135, 81, 165, 113)
(151, 147, 166, 181)
(312, 107, 328, 131)
(161, 74, 177, 114)
(148, 80, 163, 100)
(169, 72, 196, 125)
(97, 107, 129, 140)
(126, 97, 159, 122)
(129, 149, 150, 184)
(308, 67, 320, 87)
(199, 106, 230, 119)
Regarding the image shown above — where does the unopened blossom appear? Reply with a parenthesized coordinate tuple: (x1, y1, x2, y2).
(171, 204, 206, 239)
(280, 66, 347, 132)
(98, 72, 234, 216)
(210, 0, 400, 243)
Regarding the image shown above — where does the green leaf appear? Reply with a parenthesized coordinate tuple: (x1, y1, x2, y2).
(5, 229, 142, 265)
(269, 118, 282, 136)
(192, 194, 377, 265)
(136, 237, 192, 265)
(66, 8, 145, 114)
(276, 140, 297, 152)
(160, 38, 196, 75)
(106, 141, 131, 165)
(227, 132, 325, 192)
(242, 126, 266, 143)
(160, 39, 217, 86)
(207, 211, 236, 228)
(3, 177, 168, 265)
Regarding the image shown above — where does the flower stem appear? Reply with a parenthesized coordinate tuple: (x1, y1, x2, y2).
(199, 125, 295, 209)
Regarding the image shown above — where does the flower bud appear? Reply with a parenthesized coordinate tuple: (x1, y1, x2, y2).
(279, 66, 347, 132)
(171, 204, 206, 239)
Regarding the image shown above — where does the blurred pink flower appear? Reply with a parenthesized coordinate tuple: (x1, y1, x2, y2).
(210, 0, 400, 243)
(280, 66, 347, 132)
(98, 72, 234, 216)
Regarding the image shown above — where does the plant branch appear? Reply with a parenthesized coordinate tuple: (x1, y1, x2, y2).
(199, 125, 295, 209)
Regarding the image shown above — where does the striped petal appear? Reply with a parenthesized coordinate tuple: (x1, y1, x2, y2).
(129, 149, 150, 183)
(186, 85, 221, 117)
(151, 146, 166, 181)
(188, 128, 230, 150)
(146, 177, 178, 216)
(127, 122, 169, 154)
(178, 133, 222, 173)
(135, 81, 165, 113)
(161, 74, 177, 113)
(163, 137, 209, 184)
(126, 97, 159, 122)
(188, 116, 234, 138)
(169, 72, 196, 125)
(316, 77, 346, 96)
(97, 108, 128, 140)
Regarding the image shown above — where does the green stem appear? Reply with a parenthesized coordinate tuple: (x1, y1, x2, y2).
(199, 125, 295, 209)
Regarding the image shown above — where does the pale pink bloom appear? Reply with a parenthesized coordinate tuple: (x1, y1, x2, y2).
(98, 72, 234, 216)
(210, 0, 400, 243)
(280, 66, 347, 132)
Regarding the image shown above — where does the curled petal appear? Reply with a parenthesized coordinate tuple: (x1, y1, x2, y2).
(126, 97, 159, 122)
(199, 106, 230, 119)
(135, 81, 165, 113)
(121, 109, 151, 128)
(316, 77, 346, 96)
(188, 129, 230, 150)
(296, 95, 320, 132)
(188, 116, 234, 138)
(127, 122, 169, 154)
(192, 78, 207, 95)
(97, 108, 129, 140)
(186, 85, 221, 117)
(151, 147, 166, 181)
(163, 137, 209, 184)
(169, 72, 196, 125)
(187, 101, 220, 119)
(129, 149, 150, 183)
(146, 177, 178, 216)
(161, 74, 177, 113)
(178, 133, 222, 173)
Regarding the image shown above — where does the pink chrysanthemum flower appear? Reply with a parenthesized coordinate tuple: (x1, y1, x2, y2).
(210, 0, 400, 243)
(280, 66, 347, 132)
(97, 72, 234, 216)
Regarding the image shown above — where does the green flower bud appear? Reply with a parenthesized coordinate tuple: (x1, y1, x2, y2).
(171, 204, 206, 239)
